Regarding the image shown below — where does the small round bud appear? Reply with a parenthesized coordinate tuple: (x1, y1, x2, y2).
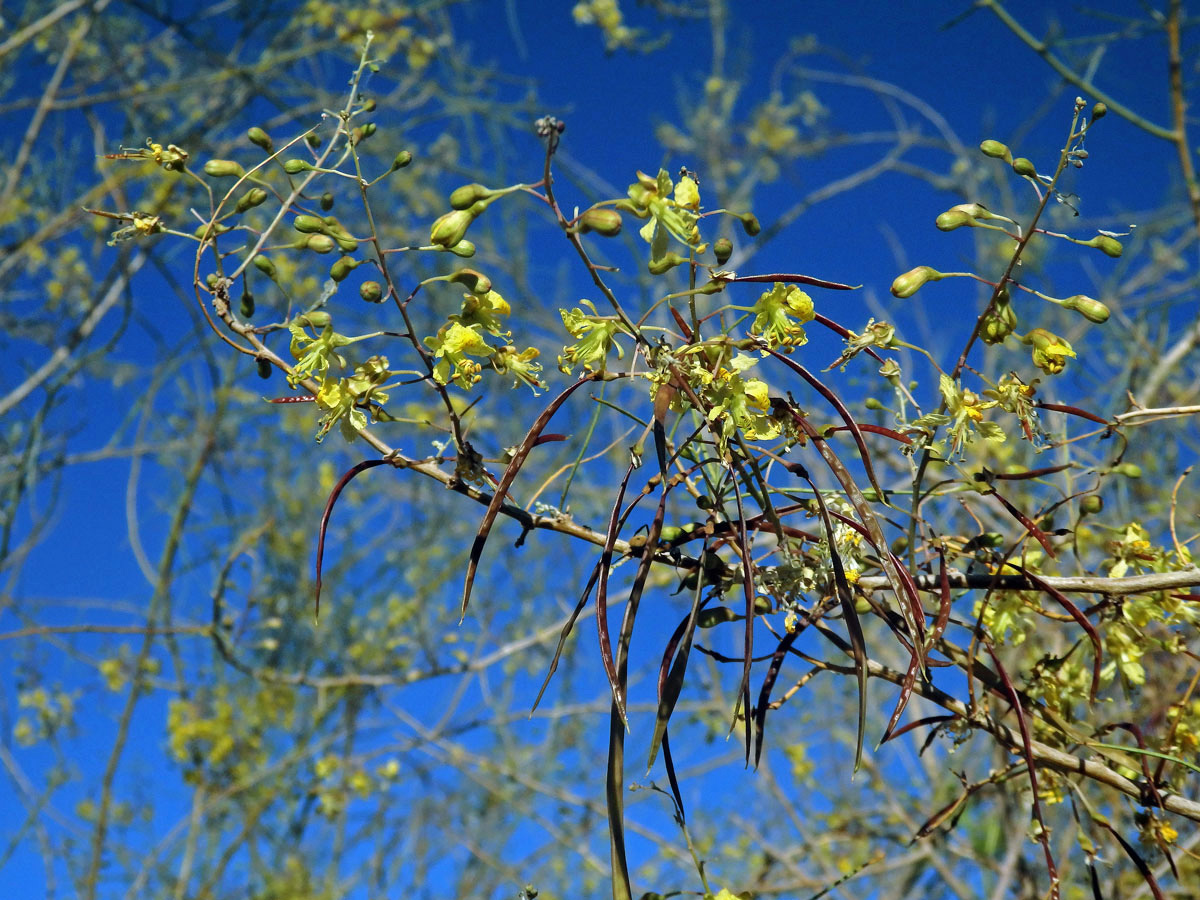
(235, 187, 269, 213)
(204, 159, 244, 178)
(329, 256, 358, 282)
(320, 192, 334, 212)
(1079, 495, 1104, 515)
(864, 397, 883, 410)
(299, 311, 331, 327)
(351, 122, 376, 145)
(979, 139, 1013, 163)
(256, 358, 272, 379)
(390, 150, 413, 171)
(252, 255, 277, 278)
(738, 213, 760, 236)
(305, 234, 336, 254)
(1011, 157, 1037, 177)
(1090, 102, 1107, 121)
(239, 291, 255, 318)
(305, 133, 321, 149)
(936, 209, 975, 231)
(283, 158, 312, 175)
(205, 273, 219, 289)
(246, 127, 273, 151)
(576, 208, 623, 237)
(359, 281, 384, 303)
(448, 240, 476, 258)
(713, 237, 733, 265)
(361, 97, 377, 112)
(293, 215, 327, 234)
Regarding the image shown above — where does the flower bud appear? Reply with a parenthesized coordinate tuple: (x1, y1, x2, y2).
(447, 268, 492, 294)
(980, 139, 1012, 163)
(253, 255, 277, 278)
(1085, 234, 1123, 258)
(1079, 495, 1103, 515)
(576, 208, 622, 236)
(713, 237, 733, 265)
(648, 252, 688, 275)
(329, 256, 358, 282)
(204, 159, 244, 178)
(283, 158, 312, 175)
(205, 273, 219, 289)
(1060, 294, 1110, 324)
(449, 183, 496, 210)
(293, 215, 327, 234)
(298, 311, 331, 327)
(448, 240, 476, 258)
(256, 358, 272, 379)
(193, 222, 232, 238)
(1090, 102, 1107, 121)
(305, 234, 336, 254)
(980, 291, 1017, 345)
(864, 397, 883, 410)
(890, 265, 943, 299)
(246, 127, 273, 151)
(1115, 462, 1142, 478)
(391, 150, 413, 171)
(239, 291, 255, 318)
(359, 281, 384, 303)
(936, 209, 975, 231)
(1011, 157, 1037, 177)
(351, 122, 376, 145)
(361, 98, 377, 112)
(738, 212, 760, 236)
(320, 192, 334, 212)
(430, 208, 477, 247)
(305, 133, 321, 149)
(235, 187, 269, 213)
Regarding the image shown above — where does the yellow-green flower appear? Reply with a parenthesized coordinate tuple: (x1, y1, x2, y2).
(558, 301, 624, 373)
(1025, 328, 1076, 375)
(626, 169, 701, 262)
(425, 322, 494, 388)
(749, 282, 815, 350)
(452, 289, 510, 337)
(491, 345, 545, 393)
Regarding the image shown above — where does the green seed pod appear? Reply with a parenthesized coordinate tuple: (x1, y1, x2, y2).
(1086, 235, 1123, 258)
(1080, 495, 1104, 515)
(696, 606, 737, 628)
(449, 183, 495, 210)
(738, 212, 761, 236)
(252, 255, 277, 278)
(648, 252, 688, 275)
(204, 159, 245, 178)
(320, 192, 334, 212)
(256, 358, 272, 379)
(447, 268, 492, 294)
(430, 208, 477, 247)
(1011, 157, 1037, 177)
(293, 215, 327, 234)
(1061, 294, 1110, 324)
(359, 281, 384, 303)
(1090, 102, 1107, 121)
(283, 158, 312, 175)
(448, 240, 476, 258)
(306, 234, 336, 254)
(576, 208, 622, 237)
(239, 291, 255, 318)
(235, 187, 269, 213)
(246, 127, 273, 152)
(713, 237, 733, 265)
(390, 150, 413, 171)
(890, 265, 944, 299)
(979, 139, 1013, 163)
(329, 256, 358, 282)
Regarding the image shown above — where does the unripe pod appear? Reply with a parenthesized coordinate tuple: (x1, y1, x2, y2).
(1080, 495, 1104, 515)
(713, 237, 733, 265)
(576, 208, 622, 237)
(305, 234, 336, 254)
(890, 265, 944, 299)
(293, 215, 327, 234)
(1086, 235, 1123, 258)
(329, 256, 358, 282)
(449, 183, 495, 210)
(359, 281, 384, 303)
(979, 139, 1012, 163)
(253, 255, 277, 278)
(1061, 294, 1110, 324)
(320, 192, 334, 212)
(738, 212, 761, 236)
(390, 150, 413, 171)
(448, 240, 476, 258)
(447, 268, 492, 294)
(239, 291, 255, 318)
(246, 127, 273, 151)
(235, 187, 269, 213)
(204, 159, 245, 178)
(283, 158, 312, 175)
(430, 208, 477, 248)
(1012, 157, 1037, 177)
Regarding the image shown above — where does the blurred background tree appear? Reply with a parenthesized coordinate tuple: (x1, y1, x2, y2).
(2, 2, 1198, 899)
